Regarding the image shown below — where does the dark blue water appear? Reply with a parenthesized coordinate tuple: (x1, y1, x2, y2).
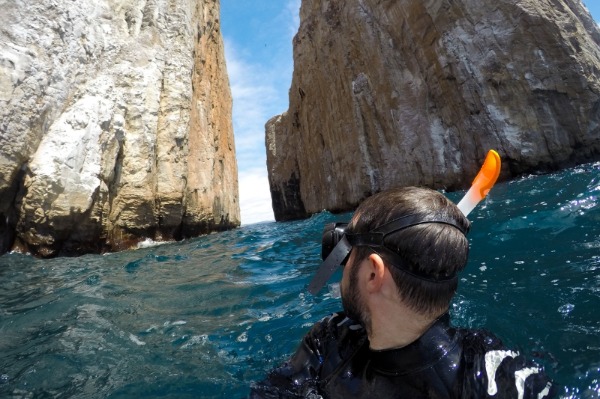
(1, 162, 599, 398)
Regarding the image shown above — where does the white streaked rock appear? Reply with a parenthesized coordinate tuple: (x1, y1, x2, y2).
(0, 0, 239, 256)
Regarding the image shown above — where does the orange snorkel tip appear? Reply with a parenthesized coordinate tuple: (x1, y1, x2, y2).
(456, 150, 501, 217)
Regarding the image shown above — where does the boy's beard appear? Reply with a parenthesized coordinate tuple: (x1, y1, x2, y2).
(341, 263, 371, 334)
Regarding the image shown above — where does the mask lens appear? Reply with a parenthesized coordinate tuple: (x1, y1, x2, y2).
(321, 222, 348, 260)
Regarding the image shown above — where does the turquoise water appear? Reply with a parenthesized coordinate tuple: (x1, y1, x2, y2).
(1, 162, 599, 398)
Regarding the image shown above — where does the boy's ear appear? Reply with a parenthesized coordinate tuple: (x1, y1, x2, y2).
(365, 253, 386, 292)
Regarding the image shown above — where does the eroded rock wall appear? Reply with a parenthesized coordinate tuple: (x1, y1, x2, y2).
(0, 0, 240, 256)
(267, 0, 600, 221)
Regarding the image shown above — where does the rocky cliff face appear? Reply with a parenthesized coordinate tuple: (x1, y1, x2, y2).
(0, 0, 240, 256)
(267, 0, 600, 221)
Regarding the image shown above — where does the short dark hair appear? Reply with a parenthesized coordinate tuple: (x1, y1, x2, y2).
(347, 187, 470, 316)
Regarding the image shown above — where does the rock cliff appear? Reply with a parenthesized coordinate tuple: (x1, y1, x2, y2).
(267, 0, 600, 221)
(0, 0, 240, 256)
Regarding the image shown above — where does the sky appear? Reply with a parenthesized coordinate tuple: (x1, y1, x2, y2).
(221, 0, 301, 225)
(221, 1, 600, 226)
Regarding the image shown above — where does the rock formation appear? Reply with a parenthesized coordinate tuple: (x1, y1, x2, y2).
(267, 0, 600, 221)
(0, 0, 240, 257)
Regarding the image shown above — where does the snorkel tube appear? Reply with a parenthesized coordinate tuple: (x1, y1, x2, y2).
(456, 150, 501, 216)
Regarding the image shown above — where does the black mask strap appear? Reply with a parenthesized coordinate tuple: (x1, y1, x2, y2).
(370, 247, 459, 282)
(347, 213, 469, 245)
(345, 213, 467, 282)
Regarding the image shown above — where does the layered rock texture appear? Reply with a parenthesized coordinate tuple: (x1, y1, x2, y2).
(0, 0, 240, 256)
(267, 0, 600, 221)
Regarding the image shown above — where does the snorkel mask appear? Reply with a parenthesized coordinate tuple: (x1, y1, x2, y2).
(308, 150, 501, 295)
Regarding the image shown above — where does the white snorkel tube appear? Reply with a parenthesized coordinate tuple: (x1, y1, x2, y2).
(456, 150, 502, 216)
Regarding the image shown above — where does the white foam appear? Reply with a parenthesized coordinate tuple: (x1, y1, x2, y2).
(129, 334, 146, 346)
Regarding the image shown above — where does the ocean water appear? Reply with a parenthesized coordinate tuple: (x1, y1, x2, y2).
(0, 162, 599, 398)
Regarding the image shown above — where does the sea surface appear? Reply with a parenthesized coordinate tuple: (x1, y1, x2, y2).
(1, 162, 599, 398)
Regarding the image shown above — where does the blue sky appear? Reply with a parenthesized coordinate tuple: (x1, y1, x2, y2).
(221, 0, 300, 225)
(221, 1, 600, 225)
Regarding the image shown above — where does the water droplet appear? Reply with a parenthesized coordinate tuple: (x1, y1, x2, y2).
(328, 283, 341, 299)
(237, 332, 248, 343)
(558, 304, 575, 316)
(86, 275, 100, 285)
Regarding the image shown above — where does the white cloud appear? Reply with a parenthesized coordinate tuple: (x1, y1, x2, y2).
(238, 167, 275, 225)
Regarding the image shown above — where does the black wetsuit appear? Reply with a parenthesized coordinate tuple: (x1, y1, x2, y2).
(250, 312, 555, 398)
